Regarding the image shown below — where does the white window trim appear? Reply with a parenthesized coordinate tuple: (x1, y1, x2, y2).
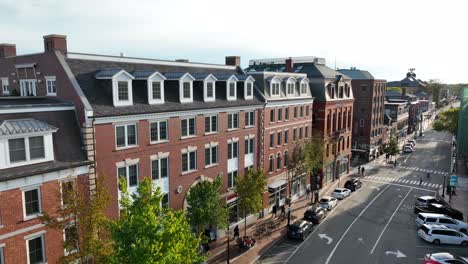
(227, 112, 239, 131)
(300, 79, 309, 95)
(0, 244, 4, 264)
(226, 76, 238, 101)
(45, 76, 57, 96)
(203, 74, 218, 102)
(19, 79, 38, 97)
(151, 155, 169, 180)
(115, 123, 138, 150)
(63, 223, 78, 256)
(204, 115, 218, 135)
(1, 77, 9, 95)
(227, 140, 239, 160)
(2, 133, 54, 170)
(285, 78, 296, 97)
(147, 72, 166, 105)
(244, 79, 254, 100)
(244, 137, 255, 155)
(179, 73, 196, 103)
(181, 148, 197, 174)
(149, 120, 169, 144)
(245, 111, 255, 128)
(111, 71, 134, 107)
(117, 162, 139, 188)
(25, 231, 46, 264)
(22, 185, 42, 221)
(181, 117, 197, 139)
(204, 144, 218, 168)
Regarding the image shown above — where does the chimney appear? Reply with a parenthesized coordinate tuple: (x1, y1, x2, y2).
(225, 56, 241, 67)
(43, 34, 67, 53)
(0, 44, 16, 58)
(175, 59, 189, 62)
(285, 58, 294, 72)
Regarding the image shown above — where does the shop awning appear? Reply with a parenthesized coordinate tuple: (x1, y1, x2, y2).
(268, 179, 287, 191)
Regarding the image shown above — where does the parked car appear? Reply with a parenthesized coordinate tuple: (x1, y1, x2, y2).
(287, 219, 314, 241)
(404, 145, 414, 153)
(344, 178, 362, 192)
(318, 196, 338, 210)
(407, 139, 416, 147)
(331, 188, 351, 200)
(414, 203, 464, 221)
(418, 224, 468, 246)
(424, 252, 468, 264)
(304, 206, 328, 224)
(416, 213, 468, 234)
(415, 196, 441, 208)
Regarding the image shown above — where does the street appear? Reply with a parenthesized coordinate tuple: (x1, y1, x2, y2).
(256, 128, 466, 264)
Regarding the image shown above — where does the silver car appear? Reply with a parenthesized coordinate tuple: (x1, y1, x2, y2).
(318, 196, 338, 211)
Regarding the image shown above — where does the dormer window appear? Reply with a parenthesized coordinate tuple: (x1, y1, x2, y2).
(152, 82, 162, 99)
(183, 82, 191, 98)
(133, 70, 166, 105)
(96, 69, 134, 107)
(226, 77, 238, 101)
(207, 82, 214, 98)
(285, 78, 296, 96)
(270, 76, 282, 97)
(241, 75, 255, 100)
(201, 74, 217, 102)
(177, 73, 196, 103)
(300, 78, 309, 95)
(246, 82, 253, 97)
(0, 119, 57, 169)
(45, 76, 57, 96)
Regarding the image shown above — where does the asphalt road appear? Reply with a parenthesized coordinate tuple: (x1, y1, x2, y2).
(256, 129, 466, 264)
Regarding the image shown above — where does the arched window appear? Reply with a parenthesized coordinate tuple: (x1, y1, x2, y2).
(284, 151, 289, 167)
(332, 112, 337, 132)
(276, 152, 282, 170)
(269, 155, 274, 172)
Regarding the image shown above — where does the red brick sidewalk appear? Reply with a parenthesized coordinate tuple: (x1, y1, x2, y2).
(206, 172, 355, 264)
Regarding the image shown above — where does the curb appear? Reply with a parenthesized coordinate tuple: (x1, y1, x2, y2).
(249, 230, 287, 264)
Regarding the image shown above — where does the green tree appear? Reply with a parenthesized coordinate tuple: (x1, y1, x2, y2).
(433, 107, 460, 135)
(186, 176, 229, 234)
(387, 86, 402, 93)
(40, 176, 113, 264)
(235, 169, 267, 237)
(303, 136, 324, 202)
(110, 178, 205, 264)
(384, 133, 399, 161)
(424, 79, 445, 106)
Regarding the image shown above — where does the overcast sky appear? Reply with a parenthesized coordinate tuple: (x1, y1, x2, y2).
(1, 0, 466, 83)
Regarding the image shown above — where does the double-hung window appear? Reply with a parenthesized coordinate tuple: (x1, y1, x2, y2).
(64, 225, 79, 255)
(61, 181, 74, 208)
(205, 145, 218, 166)
(306, 105, 310, 116)
(246, 82, 253, 97)
(301, 83, 308, 94)
(299, 127, 303, 139)
(228, 141, 238, 160)
(229, 82, 236, 97)
(46, 76, 57, 96)
(245, 111, 255, 127)
(228, 170, 238, 189)
(300, 105, 304, 117)
(181, 117, 196, 137)
(294, 106, 298, 118)
(118, 81, 129, 101)
(293, 128, 297, 141)
(0, 246, 4, 264)
(271, 83, 280, 96)
(305, 126, 309, 138)
(277, 132, 282, 146)
(115, 124, 137, 148)
(182, 150, 197, 173)
(118, 164, 139, 188)
(1, 78, 9, 95)
(205, 115, 218, 134)
(285, 107, 289, 121)
(152, 81, 162, 100)
(284, 130, 289, 144)
(228, 113, 239, 130)
(269, 133, 274, 148)
(152, 157, 168, 180)
(206, 82, 214, 99)
(287, 83, 294, 95)
(270, 109, 275, 122)
(278, 108, 283, 121)
(244, 138, 254, 155)
(150, 120, 168, 143)
(24, 188, 41, 218)
(183, 82, 191, 99)
(8, 136, 45, 163)
(27, 234, 45, 264)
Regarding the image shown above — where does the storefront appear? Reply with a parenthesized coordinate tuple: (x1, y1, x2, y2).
(227, 193, 239, 225)
(268, 179, 287, 210)
(323, 162, 334, 183)
(291, 173, 307, 201)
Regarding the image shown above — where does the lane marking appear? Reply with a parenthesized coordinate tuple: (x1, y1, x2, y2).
(360, 179, 437, 193)
(322, 185, 392, 264)
(370, 188, 413, 254)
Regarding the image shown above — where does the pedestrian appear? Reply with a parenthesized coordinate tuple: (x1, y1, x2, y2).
(271, 204, 277, 218)
(280, 204, 286, 218)
(357, 166, 361, 173)
(306, 187, 311, 200)
(419, 177, 423, 185)
(233, 225, 239, 240)
(394, 160, 398, 167)
(361, 167, 365, 176)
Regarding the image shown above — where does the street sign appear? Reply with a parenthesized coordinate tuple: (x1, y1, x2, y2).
(450, 175, 458, 186)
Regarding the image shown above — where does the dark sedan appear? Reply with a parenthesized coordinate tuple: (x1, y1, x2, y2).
(304, 206, 327, 224)
(414, 203, 464, 221)
(344, 178, 362, 191)
(287, 220, 314, 241)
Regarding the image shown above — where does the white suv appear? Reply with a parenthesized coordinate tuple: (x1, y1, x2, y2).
(418, 224, 468, 246)
(416, 213, 468, 234)
(331, 188, 351, 200)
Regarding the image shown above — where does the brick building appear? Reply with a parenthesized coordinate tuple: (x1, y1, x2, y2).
(337, 68, 386, 162)
(247, 57, 354, 188)
(384, 101, 409, 142)
(0, 98, 90, 264)
(246, 68, 314, 211)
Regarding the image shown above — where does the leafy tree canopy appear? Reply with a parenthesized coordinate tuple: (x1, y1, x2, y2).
(110, 178, 205, 264)
(235, 169, 267, 218)
(304, 136, 324, 175)
(433, 107, 460, 135)
(387, 86, 402, 93)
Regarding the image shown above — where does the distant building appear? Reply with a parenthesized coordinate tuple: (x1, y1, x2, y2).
(457, 87, 468, 159)
(384, 101, 409, 141)
(387, 70, 427, 95)
(337, 68, 386, 162)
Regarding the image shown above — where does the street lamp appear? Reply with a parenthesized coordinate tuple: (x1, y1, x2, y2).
(226, 228, 230, 264)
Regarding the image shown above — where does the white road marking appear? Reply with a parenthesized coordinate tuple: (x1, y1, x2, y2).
(323, 185, 391, 264)
(318, 234, 333, 245)
(384, 250, 406, 258)
(371, 188, 413, 254)
(361, 179, 437, 192)
(422, 182, 428, 186)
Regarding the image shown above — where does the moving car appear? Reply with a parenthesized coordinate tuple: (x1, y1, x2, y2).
(403, 145, 414, 153)
(418, 224, 468, 246)
(331, 188, 351, 200)
(416, 213, 468, 234)
(424, 252, 468, 264)
(304, 206, 327, 224)
(287, 219, 314, 241)
(318, 196, 338, 210)
(415, 196, 440, 208)
(414, 203, 464, 221)
(344, 178, 362, 191)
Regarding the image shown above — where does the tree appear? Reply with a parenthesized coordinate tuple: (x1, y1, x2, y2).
(384, 133, 399, 161)
(387, 86, 402, 93)
(110, 178, 205, 264)
(40, 176, 113, 264)
(425, 79, 445, 106)
(235, 169, 267, 237)
(186, 176, 229, 234)
(433, 107, 460, 135)
(303, 135, 324, 202)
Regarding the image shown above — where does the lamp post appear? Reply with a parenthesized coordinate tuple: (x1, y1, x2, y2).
(226, 228, 230, 264)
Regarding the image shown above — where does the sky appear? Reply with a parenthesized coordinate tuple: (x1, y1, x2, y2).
(1, 0, 467, 83)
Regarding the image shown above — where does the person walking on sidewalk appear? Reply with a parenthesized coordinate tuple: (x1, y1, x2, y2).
(233, 225, 239, 240)
(271, 204, 277, 218)
(306, 187, 311, 200)
(280, 204, 286, 218)
(361, 167, 365, 176)
(357, 166, 361, 173)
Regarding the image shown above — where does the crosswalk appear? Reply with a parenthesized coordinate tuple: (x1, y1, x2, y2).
(397, 165, 449, 175)
(362, 175, 443, 189)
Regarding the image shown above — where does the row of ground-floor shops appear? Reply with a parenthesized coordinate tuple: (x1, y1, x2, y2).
(209, 154, 351, 239)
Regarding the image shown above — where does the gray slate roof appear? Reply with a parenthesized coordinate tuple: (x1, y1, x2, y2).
(65, 58, 264, 117)
(0, 119, 58, 136)
(95, 68, 124, 78)
(337, 69, 374, 80)
(132, 70, 161, 79)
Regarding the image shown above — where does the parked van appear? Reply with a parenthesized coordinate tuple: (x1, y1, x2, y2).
(416, 213, 467, 234)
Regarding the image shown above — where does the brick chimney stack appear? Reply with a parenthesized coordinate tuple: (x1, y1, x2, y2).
(225, 56, 241, 67)
(43, 34, 67, 53)
(285, 58, 294, 72)
(0, 44, 16, 58)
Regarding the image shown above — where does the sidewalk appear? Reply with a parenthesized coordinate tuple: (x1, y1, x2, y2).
(206, 170, 357, 264)
(438, 158, 468, 221)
